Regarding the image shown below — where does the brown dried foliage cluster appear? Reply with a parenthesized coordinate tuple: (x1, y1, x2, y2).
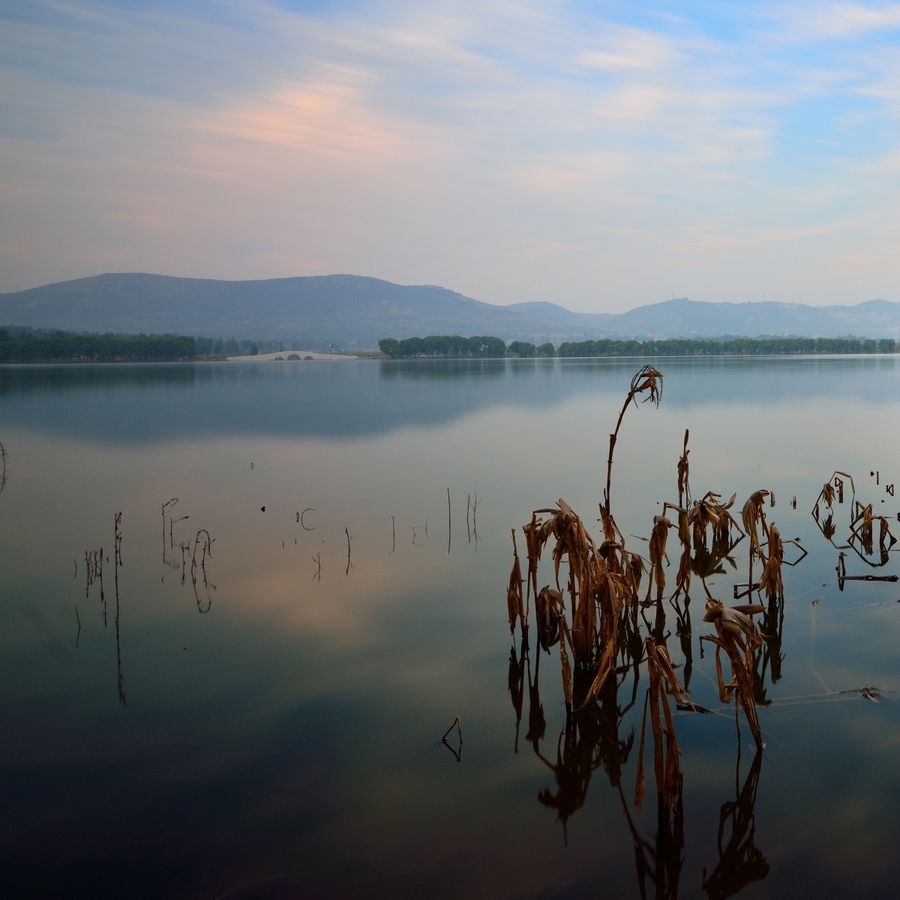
(506, 367, 802, 818)
(813, 470, 897, 567)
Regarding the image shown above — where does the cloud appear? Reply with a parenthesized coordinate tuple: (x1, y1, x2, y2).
(2, 0, 900, 309)
(773, 1, 900, 43)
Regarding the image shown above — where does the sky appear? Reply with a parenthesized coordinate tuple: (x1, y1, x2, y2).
(2, 1, 900, 312)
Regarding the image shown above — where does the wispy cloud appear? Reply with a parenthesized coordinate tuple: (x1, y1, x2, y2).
(2, 0, 900, 309)
(772, 1, 900, 42)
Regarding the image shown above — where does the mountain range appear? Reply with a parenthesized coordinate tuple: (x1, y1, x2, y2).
(1, 273, 899, 347)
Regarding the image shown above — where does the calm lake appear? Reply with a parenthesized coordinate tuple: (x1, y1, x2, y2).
(2, 356, 900, 899)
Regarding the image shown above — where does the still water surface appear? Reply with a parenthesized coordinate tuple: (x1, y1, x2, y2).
(2, 357, 900, 899)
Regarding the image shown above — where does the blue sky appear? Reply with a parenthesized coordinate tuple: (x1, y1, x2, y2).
(2, 0, 900, 311)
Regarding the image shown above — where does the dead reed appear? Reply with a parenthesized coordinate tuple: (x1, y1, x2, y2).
(507, 530, 525, 635)
(700, 600, 764, 750)
(85, 547, 106, 627)
(635, 637, 690, 819)
(505, 364, 900, 842)
(505, 365, 806, 821)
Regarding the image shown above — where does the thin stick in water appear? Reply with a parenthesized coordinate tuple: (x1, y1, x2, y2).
(442, 715, 463, 762)
(162, 498, 178, 563)
(442, 715, 462, 742)
(114, 513, 126, 706)
(312, 552, 322, 581)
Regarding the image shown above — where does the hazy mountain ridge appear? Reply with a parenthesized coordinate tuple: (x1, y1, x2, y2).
(1, 273, 899, 345)
(514, 296, 900, 340)
(0, 273, 558, 347)
(506, 301, 617, 329)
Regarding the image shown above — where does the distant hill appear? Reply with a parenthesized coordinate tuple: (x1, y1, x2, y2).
(0, 273, 561, 348)
(604, 297, 900, 339)
(2, 273, 899, 346)
(608, 298, 835, 338)
(506, 301, 617, 329)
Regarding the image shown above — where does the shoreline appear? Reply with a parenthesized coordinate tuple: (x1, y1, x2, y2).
(224, 350, 374, 361)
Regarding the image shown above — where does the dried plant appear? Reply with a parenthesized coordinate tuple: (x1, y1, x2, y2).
(677, 429, 690, 508)
(535, 586, 562, 651)
(500, 365, 846, 843)
(647, 515, 675, 602)
(666, 491, 743, 603)
(85, 547, 106, 627)
(812, 471, 855, 520)
(556, 607, 575, 712)
(0, 439, 7, 496)
(512, 369, 665, 717)
(601, 365, 663, 540)
(507, 530, 525, 635)
(634, 637, 690, 819)
(693, 492, 743, 550)
(701, 600, 765, 749)
(741, 492, 769, 554)
(849, 502, 897, 562)
(523, 512, 553, 607)
(757, 525, 783, 602)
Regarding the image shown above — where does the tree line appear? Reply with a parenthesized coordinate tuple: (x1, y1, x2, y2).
(556, 336, 897, 356)
(379, 334, 898, 359)
(0, 328, 195, 362)
(194, 337, 296, 357)
(379, 336, 553, 358)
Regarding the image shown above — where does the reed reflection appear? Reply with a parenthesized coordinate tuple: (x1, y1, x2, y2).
(162, 497, 216, 613)
(618, 781, 684, 900)
(508, 633, 636, 844)
(702, 750, 768, 899)
(82, 513, 127, 705)
(114, 511, 125, 706)
(812, 471, 899, 570)
(511, 604, 772, 899)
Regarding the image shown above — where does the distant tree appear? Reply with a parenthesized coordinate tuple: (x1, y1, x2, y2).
(508, 341, 535, 357)
(878, 338, 896, 353)
(250, 342, 259, 356)
(468, 336, 506, 357)
(378, 338, 401, 358)
(400, 337, 424, 357)
(379, 334, 505, 358)
(0, 331, 194, 362)
(537, 342, 555, 357)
